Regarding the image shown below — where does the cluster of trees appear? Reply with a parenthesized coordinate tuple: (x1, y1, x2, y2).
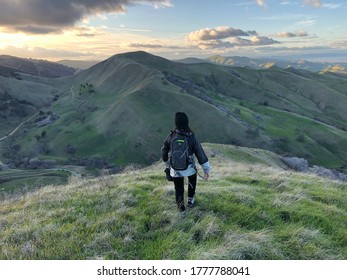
(79, 83, 95, 95)
(0, 91, 33, 119)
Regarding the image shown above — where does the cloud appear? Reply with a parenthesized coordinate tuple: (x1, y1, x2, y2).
(255, 0, 266, 7)
(192, 40, 235, 50)
(296, 18, 318, 27)
(72, 26, 107, 37)
(276, 30, 309, 38)
(1, 45, 92, 59)
(303, 0, 322, 7)
(322, 3, 341, 9)
(331, 40, 347, 49)
(188, 26, 254, 41)
(0, 0, 172, 34)
(127, 43, 182, 49)
(188, 26, 279, 50)
(256, 0, 322, 8)
(250, 36, 279, 45)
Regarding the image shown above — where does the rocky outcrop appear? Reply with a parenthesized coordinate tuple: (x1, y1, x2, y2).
(309, 165, 347, 181)
(282, 157, 347, 181)
(281, 157, 309, 172)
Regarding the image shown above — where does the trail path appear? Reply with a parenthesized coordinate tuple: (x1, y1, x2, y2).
(71, 85, 75, 99)
(0, 112, 39, 142)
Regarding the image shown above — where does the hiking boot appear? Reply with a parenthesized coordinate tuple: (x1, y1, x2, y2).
(180, 210, 187, 218)
(187, 197, 195, 208)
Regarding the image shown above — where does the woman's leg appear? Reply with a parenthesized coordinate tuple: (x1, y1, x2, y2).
(188, 173, 197, 198)
(173, 177, 185, 211)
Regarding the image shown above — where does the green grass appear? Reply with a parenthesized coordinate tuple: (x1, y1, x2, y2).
(0, 169, 69, 195)
(1, 144, 346, 260)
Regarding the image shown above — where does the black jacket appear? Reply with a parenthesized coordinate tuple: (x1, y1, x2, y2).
(161, 130, 208, 165)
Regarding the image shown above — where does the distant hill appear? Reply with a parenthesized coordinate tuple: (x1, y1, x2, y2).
(320, 64, 347, 75)
(0, 65, 22, 79)
(57, 59, 100, 70)
(198, 55, 347, 73)
(0, 55, 76, 78)
(174, 57, 210, 64)
(1, 51, 347, 175)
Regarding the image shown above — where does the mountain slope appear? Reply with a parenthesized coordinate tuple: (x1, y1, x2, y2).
(0, 74, 60, 140)
(57, 59, 100, 70)
(1, 143, 346, 260)
(7, 52, 259, 166)
(0, 55, 76, 78)
(1, 51, 347, 173)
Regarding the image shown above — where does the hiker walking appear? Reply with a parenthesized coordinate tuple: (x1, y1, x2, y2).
(161, 112, 210, 215)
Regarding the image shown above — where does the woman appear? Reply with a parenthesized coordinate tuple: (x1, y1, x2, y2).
(161, 112, 210, 215)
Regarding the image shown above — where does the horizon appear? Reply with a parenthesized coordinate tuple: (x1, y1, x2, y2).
(2, 50, 347, 65)
(0, 0, 347, 62)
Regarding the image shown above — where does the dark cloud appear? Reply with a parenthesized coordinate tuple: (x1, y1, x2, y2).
(0, 0, 171, 34)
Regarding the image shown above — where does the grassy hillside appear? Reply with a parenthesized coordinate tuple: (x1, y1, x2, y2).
(0, 55, 76, 78)
(0, 144, 346, 260)
(1, 51, 347, 174)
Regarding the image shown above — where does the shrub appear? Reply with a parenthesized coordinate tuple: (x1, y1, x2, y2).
(65, 144, 76, 155)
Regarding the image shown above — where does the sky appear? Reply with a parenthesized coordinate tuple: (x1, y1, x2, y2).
(0, 0, 346, 62)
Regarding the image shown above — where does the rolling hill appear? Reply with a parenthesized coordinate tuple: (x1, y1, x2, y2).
(57, 59, 100, 70)
(0, 55, 76, 78)
(205, 55, 347, 73)
(0, 51, 347, 175)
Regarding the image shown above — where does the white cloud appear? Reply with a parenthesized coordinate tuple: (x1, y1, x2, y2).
(188, 26, 279, 50)
(256, 0, 323, 8)
(322, 3, 341, 9)
(72, 26, 107, 37)
(331, 40, 347, 49)
(255, 0, 266, 7)
(296, 18, 318, 27)
(251, 36, 279, 45)
(188, 26, 251, 41)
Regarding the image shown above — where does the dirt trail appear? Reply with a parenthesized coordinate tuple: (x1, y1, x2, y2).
(0, 112, 39, 142)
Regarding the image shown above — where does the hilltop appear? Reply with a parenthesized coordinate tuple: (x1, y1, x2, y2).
(0, 143, 346, 260)
(57, 59, 100, 70)
(0, 55, 76, 78)
(1, 51, 347, 184)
